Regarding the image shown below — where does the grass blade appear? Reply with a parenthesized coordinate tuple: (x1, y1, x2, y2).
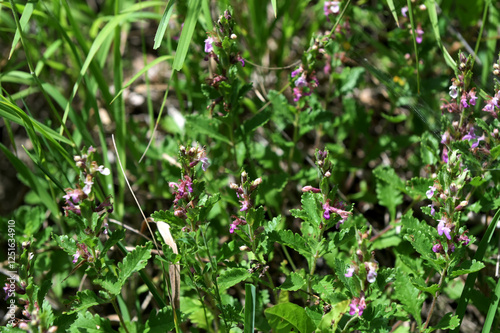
(9, 0, 35, 59)
(482, 275, 500, 333)
(425, 0, 457, 71)
(153, 0, 175, 50)
(111, 55, 174, 104)
(244, 284, 256, 333)
(172, 0, 202, 71)
(271, 0, 277, 18)
(385, 0, 399, 27)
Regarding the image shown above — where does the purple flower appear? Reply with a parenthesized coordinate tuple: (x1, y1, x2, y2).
(365, 262, 377, 283)
(204, 36, 214, 53)
(291, 67, 302, 78)
(442, 146, 449, 163)
(471, 135, 485, 149)
(302, 186, 321, 193)
(432, 243, 443, 253)
(437, 219, 452, 240)
(295, 76, 308, 88)
(415, 25, 424, 44)
(83, 175, 94, 196)
(426, 185, 436, 199)
(349, 295, 366, 316)
(324, 1, 341, 17)
(469, 89, 478, 106)
(401, 6, 408, 17)
(462, 128, 477, 141)
(458, 232, 470, 246)
(449, 85, 458, 99)
(461, 93, 469, 108)
(293, 87, 303, 102)
(345, 266, 354, 278)
(428, 203, 436, 216)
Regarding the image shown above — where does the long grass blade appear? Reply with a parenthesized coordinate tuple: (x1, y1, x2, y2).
(385, 0, 398, 27)
(482, 275, 500, 333)
(153, 0, 176, 50)
(425, 0, 457, 71)
(244, 284, 256, 333)
(9, 0, 34, 59)
(172, 0, 202, 71)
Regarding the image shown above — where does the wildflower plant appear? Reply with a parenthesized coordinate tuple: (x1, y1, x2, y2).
(2, 1, 500, 332)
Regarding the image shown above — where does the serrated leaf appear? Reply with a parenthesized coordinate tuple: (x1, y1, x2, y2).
(151, 210, 186, 228)
(265, 302, 316, 333)
(279, 272, 306, 291)
(407, 177, 434, 198)
(469, 176, 487, 187)
(118, 242, 153, 285)
(68, 290, 108, 314)
(373, 165, 406, 192)
(217, 267, 251, 290)
(394, 270, 423, 328)
(273, 230, 313, 260)
(54, 234, 77, 257)
(376, 181, 402, 221)
(144, 307, 175, 332)
(434, 313, 460, 330)
(69, 311, 114, 333)
(100, 229, 125, 259)
(450, 260, 485, 278)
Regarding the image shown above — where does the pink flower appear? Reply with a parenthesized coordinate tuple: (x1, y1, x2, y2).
(469, 88, 478, 106)
(302, 186, 321, 193)
(345, 266, 354, 278)
(415, 24, 424, 44)
(324, 1, 341, 17)
(349, 295, 366, 316)
(437, 219, 452, 240)
(401, 6, 408, 17)
(204, 36, 214, 53)
(432, 243, 443, 253)
(426, 185, 436, 199)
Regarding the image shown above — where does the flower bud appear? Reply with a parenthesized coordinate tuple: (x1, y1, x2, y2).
(494, 69, 500, 76)
(324, 171, 331, 177)
(230, 34, 237, 39)
(229, 182, 239, 190)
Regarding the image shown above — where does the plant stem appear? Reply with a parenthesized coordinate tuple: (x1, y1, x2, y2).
(422, 262, 449, 330)
(111, 298, 131, 333)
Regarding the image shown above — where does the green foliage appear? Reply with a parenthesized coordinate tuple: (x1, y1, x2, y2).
(0, 0, 497, 331)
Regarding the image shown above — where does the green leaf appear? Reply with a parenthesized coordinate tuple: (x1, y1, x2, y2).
(68, 290, 108, 314)
(151, 210, 186, 228)
(376, 181, 403, 222)
(144, 307, 175, 332)
(279, 272, 306, 291)
(118, 242, 153, 285)
(244, 284, 256, 333)
(373, 165, 406, 192)
(384, 0, 399, 27)
(153, 0, 176, 49)
(172, 0, 202, 71)
(271, 0, 277, 18)
(186, 115, 232, 144)
(450, 260, 485, 278)
(434, 313, 460, 331)
(53, 235, 77, 258)
(243, 110, 272, 134)
(393, 270, 424, 328)
(69, 311, 114, 333)
(318, 300, 350, 332)
(9, 1, 35, 59)
(265, 302, 316, 333)
(272, 230, 313, 261)
(217, 267, 251, 290)
(290, 192, 322, 228)
(425, 0, 456, 70)
(100, 229, 126, 259)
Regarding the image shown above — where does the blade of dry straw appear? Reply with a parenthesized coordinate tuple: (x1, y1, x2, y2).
(157, 221, 180, 310)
